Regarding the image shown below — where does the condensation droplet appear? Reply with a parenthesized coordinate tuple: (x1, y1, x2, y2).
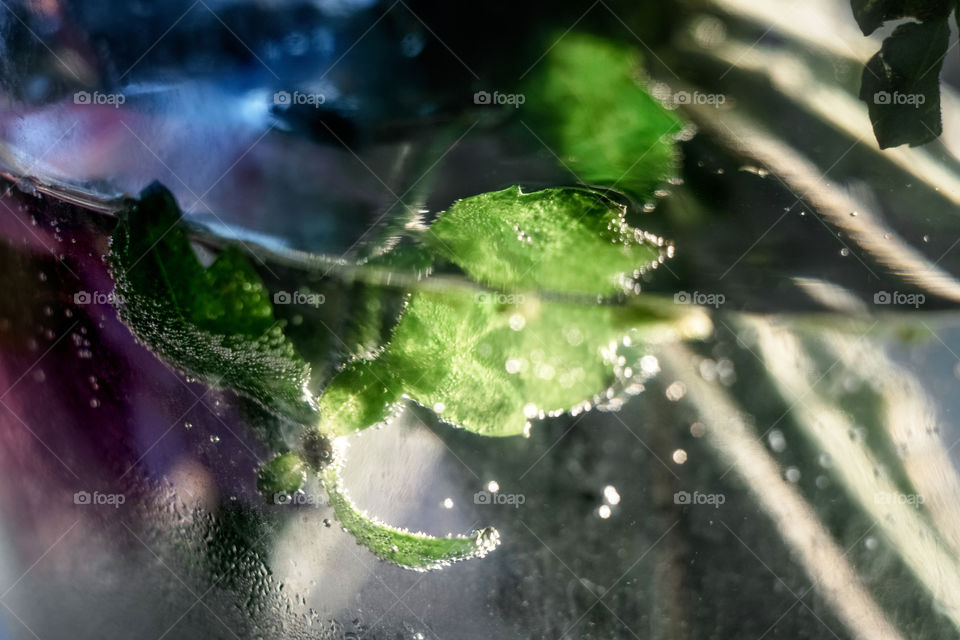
(665, 381, 686, 402)
(639, 355, 660, 375)
(603, 485, 621, 505)
(768, 429, 787, 452)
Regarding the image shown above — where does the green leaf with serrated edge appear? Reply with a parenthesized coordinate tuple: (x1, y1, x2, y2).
(860, 19, 949, 149)
(321, 467, 499, 571)
(523, 33, 683, 201)
(850, 0, 953, 35)
(109, 182, 318, 425)
(426, 186, 665, 297)
(318, 289, 711, 438)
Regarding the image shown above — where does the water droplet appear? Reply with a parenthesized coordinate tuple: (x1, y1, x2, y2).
(442, 498, 454, 509)
(768, 429, 787, 452)
(665, 381, 686, 401)
(840, 248, 850, 257)
(603, 485, 621, 505)
(598, 505, 612, 519)
(184, 422, 193, 430)
(209, 435, 220, 444)
(785, 467, 801, 483)
(690, 422, 706, 438)
(698, 358, 717, 382)
(639, 355, 660, 375)
(865, 536, 878, 551)
(487, 481, 500, 493)
(672, 449, 688, 464)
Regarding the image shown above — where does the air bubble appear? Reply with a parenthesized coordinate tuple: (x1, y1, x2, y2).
(603, 485, 621, 505)
(768, 429, 787, 452)
(665, 381, 686, 401)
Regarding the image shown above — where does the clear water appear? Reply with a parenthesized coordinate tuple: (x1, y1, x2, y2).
(2, 1, 960, 639)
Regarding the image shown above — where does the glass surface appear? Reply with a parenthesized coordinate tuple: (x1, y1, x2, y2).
(1, 1, 960, 639)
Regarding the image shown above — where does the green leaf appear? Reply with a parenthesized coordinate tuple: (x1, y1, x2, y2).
(850, 0, 953, 35)
(109, 182, 318, 425)
(318, 289, 711, 437)
(523, 33, 683, 201)
(257, 453, 307, 496)
(427, 186, 666, 297)
(859, 19, 949, 149)
(322, 467, 499, 571)
(316, 185, 696, 438)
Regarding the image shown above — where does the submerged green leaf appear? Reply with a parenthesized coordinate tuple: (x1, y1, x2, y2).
(524, 33, 683, 201)
(859, 19, 949, 148)
(427, 186, 666, 296)
(319, 290, 711, 437)
(109, 182, 318, 425)
(257, 453, 307, 497)
(322, 467, 499, 571)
